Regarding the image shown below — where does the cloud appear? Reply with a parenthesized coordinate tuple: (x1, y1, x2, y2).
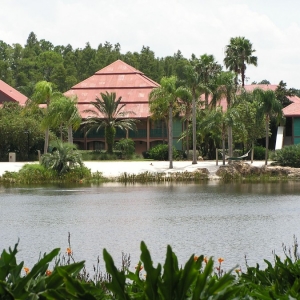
(1, 0, 300, 87)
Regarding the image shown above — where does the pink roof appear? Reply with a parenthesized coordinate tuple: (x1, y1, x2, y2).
(208, 84, 300, 116)
(244, 84, 278, 92)
(65, 60, 160, 119)
(0, 80, 27, 105)
(283, 103, 300, 117)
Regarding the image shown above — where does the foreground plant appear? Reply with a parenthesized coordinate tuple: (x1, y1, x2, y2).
(0, 243, 107, 299)
(103, 241, 238, 299)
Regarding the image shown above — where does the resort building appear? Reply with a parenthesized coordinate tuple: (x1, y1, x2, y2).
(0, 80, 27, 105)
(242, 84, 300, 149)
(64, 60, 183, 153)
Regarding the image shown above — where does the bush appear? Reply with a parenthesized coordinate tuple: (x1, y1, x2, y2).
(274, 144, 300, 168)
(41, 141, 83, 174)
(148, 144, 179, 160)
(114, 138, 135, 159)
(253, 145, 266, 160)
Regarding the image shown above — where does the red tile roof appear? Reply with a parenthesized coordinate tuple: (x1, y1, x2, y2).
(282, 103, 300, 117)
(0, 80, 27, 105)
(206, 84, 300, 116)
(65, 60, 160, 119)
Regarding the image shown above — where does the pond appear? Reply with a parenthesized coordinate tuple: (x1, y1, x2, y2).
(1, 181, 300, 274)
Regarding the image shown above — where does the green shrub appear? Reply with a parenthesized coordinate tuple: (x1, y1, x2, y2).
(274, 144, 300, 168)
(114, 138, 135, 159)
(80, 150, 121, 160)
(253, 145, 266, 160)
(61, 166, 92, 182)
(148, 144, 179, 160)
(41, 141, 83, 174)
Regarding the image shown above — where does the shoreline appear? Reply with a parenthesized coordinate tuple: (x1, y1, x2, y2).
(0, 160, 268, 179)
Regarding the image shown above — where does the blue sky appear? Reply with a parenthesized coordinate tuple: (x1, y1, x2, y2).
(1, 0, 300, 88)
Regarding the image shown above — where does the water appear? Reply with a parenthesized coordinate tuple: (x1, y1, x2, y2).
(1, 181, 300, 274)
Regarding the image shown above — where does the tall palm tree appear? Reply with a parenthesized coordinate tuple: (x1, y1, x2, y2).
(149, 76, 180, 169)
(224, 37, 257, 87)
(254, 89, 282, 165)
(211, 71, 238, 158)
(31, 81, 62, 153)
(183, 63, 205, 164)
(84, 92, 137, 154)
(176, 86, 192, 156)
(197, 54, 222, 108)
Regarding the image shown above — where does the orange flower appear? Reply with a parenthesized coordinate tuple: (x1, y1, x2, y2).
(204, 256, 208, 264)
(66, 247, 72, 256)
(218, 257, 224, 264)
(135, 264, 143, 271)
(194, 256, 198, 262)
(24, 267, 30, 275)
(235, 268, 242, 274)
(46, 270, 52, 276)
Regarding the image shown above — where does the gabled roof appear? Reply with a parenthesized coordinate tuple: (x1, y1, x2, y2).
(65, 60, 160, 118)
(0, 80, 27, 105)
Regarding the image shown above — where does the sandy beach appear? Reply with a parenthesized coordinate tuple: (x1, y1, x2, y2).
(0, 160, 267, 178)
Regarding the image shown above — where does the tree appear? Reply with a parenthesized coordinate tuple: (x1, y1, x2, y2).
(31, 81, 62, 153)
(149, 76, 180, 169)
(235, 90, 265, 162)
(183, 62, 205, 164)
(275, 80, 295, 108)
(177, 86, 192, 154)
(41, 141, 83, 175)
(84, 92, 137, 154)
(0, 102, 45, 161)
(224, 37, 257, 87)
(42, 96, 81, 144)
(211, 71, 238, 158)
(202, 107, 236, 165)
(197, 54, 222, 108)
(254, 89, 282, 165)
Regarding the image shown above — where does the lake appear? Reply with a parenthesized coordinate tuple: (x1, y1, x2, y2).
(1, 181, 300, 274)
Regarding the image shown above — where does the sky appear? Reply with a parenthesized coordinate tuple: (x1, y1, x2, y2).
(1, 0, 300, 88)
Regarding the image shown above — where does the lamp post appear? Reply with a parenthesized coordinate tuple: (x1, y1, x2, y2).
(24, 130, 30, 161)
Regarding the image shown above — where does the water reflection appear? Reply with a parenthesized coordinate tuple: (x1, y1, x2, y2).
(0, 181, 300, 273)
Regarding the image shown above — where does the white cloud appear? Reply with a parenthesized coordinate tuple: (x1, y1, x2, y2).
(1, 0, 300, 87)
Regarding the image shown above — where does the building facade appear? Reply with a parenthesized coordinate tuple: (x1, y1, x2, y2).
(64, 60, 183, 153)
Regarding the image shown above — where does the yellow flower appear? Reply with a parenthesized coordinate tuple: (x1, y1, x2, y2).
(218, 257, 224, 264)
(235, 268, 242, 274)
(24, 267, 30, 275)
(66, 247, 72, 256)
(46, 270, 52, 276)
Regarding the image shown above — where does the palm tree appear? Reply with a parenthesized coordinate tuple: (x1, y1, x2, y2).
(149, 76, 180, 169)
(211, 71, 238, 158)
(41, 141, 83, 175)
(177, 86, 192, 156)
(254, 89, 282, 165)
(183, 63, 205, 164)
(224, 37, 257, 87)
(197, 54, 222, 108)
(31, 81, 62, 153)
(43, 96, 81, 144)
(202, 107, 234, 165)
(83, 92, 137, 154)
